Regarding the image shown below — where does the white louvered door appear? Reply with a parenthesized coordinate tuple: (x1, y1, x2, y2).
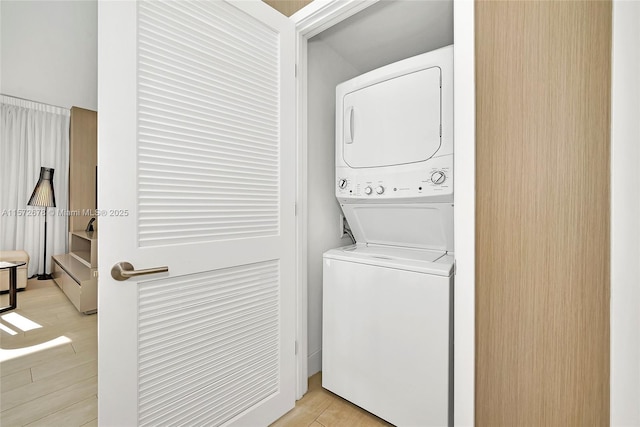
(97, 1, 296, 425)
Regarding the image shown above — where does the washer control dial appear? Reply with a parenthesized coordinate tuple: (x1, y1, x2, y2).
(338, 178, 347, 189)
(431, 171, 446, 185)
(375, 186, 385, 195)
(364, 186, 373, 195)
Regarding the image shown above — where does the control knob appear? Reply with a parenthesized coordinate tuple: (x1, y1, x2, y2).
(375, 186, 385, 195)
(364, 186, 373, 195)
(338, 178, 347, 189)
(431, 171, 446, 185)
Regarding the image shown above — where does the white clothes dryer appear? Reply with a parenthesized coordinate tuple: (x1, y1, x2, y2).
(335, 45, 454, 207)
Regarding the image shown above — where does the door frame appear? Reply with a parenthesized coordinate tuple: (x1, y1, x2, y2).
(290, 3, 477, 426)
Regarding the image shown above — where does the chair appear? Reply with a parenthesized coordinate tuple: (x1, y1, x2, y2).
(0, 250, 30, 291)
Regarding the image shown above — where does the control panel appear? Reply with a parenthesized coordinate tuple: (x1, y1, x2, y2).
(336, 155, 452, 202)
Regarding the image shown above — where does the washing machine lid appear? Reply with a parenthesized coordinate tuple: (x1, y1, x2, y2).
(341, 202, 454, 252)
(324, 245, 454, 277)
(341, 66, 441, 169)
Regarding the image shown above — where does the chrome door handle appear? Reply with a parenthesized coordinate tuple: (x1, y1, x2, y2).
(111, 262, 168, 281)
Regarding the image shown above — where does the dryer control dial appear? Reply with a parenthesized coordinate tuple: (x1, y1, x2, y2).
(431, 171, 446, 185)
(338, 178, 348, 189)
(375, 186, 385, 195)
(364, 186, 373, 195)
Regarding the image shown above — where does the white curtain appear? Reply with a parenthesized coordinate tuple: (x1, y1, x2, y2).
(0, 95, 70, 277)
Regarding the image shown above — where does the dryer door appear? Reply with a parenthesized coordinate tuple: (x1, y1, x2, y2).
(342, 66, 441, 168)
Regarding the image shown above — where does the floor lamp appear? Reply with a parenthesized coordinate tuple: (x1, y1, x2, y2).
(28, 167, 56, 280)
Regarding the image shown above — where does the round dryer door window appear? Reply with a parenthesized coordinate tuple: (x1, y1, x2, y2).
(342, 66, 442, 168)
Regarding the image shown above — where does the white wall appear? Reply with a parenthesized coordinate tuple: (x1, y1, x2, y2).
(0, 0, 97, 110)
(611, 1, 640, 425)
(306, 39, 358, 375)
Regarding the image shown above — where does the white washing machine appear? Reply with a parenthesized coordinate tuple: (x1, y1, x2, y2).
(323, 246, 453, 426)
(322, 45, 454, 426)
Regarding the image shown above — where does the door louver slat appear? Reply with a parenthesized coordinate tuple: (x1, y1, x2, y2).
(138, 260, 280, 426)
(137, 0, 280, 248)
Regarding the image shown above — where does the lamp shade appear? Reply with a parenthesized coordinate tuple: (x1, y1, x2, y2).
(28, 167, 56, 208)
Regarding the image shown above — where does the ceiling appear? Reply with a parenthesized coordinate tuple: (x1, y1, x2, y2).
(311, 0, 454, 74)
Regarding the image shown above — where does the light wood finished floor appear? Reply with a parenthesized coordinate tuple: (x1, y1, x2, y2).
(1, 280, 389, 427)
(272, 373, 392, 427)
(0, 279, 97, 427)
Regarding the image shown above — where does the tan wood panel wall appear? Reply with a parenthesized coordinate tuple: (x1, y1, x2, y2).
(69, 107, 97, 232)
(263, 0, 312, 17)
(475, 1, 611, 425)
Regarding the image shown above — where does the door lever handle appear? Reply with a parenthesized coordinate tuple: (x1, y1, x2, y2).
(111, 262, 168, 281)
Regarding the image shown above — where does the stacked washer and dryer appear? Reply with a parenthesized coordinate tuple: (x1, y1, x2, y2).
(322, 46, 454, 426)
